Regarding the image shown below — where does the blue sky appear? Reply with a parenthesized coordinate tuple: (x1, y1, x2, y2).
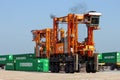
(0, 0, 120, 54)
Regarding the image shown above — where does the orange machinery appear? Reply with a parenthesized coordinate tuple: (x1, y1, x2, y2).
(50, 11, 101, 73)
(53, 11, 101, 57)
(31, 28, 53, 58)
(32, 11, 101, 73)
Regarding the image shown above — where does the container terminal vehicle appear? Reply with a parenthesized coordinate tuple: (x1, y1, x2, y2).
(98, 52, 120, 71)
(32, 11, 101, 73)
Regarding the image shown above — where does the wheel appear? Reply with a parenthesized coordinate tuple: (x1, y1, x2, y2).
(50, 63, 54, 72)
(110, 65, 115, 70)
(50, 62, 55, 73)
(69, 63, 74, 73)
(76, 64, 80, 72)
(86, 56, 97, 73)
(91, 63, 96, 73)
(65, 63, 69, 73)
(55, 62, 60, 73)
(1, 66, 4, 69)
(86, 62, 90, 73)
(116, 67, 120, 70)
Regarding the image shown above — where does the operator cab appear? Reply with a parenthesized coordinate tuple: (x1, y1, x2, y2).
(85, 11, 102, 27)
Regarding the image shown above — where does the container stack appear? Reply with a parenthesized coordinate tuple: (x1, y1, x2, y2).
(15, 59, 49, 72)
(0, 53, 49, 72)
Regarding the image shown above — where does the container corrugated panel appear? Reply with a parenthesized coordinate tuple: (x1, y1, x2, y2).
(98, 59, 104, 63)
(0, 55, 13, 64)
(0, 55, 7, 64)
(39, 59, 49, 72)
(15, 58, 49, 72)
(98, 53, 102, 59)
(43, 59, 49, 72)
(15, 59, 38, 71)
(29, 53, 35, 58)
(13, 53, 35, 60)
(102, 52, 117, 63)
(15, 59, 42, 71)
(5, 60, 15, 70)
(98, 53, 103, 63)
(117, 52, 120, 62)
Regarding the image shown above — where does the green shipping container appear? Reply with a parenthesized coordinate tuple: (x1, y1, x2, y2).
(102, 52, 117, 63)
(15, 59, 49, 72)
(0, 55, 13, 64)
(13, 53, 35, 60)
(39, 59, 49, 72)
(98, 53, 103, 63)
(117, 52, 120, 62)
(5, 60, 15, 70)
(98, 53, 102, 59)
(98, 52, 120, 64)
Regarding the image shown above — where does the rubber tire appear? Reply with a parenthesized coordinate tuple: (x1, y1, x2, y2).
(110, 65, 115, 70)
(55, 62, 60, 73)
(86, 62, 90, 73)
(69, 63, 74, 73)
(92, 64, 96, 73)
(50, 62, 55, 73)
(90, 63, 96, 73)
(65, 63, 69, 73)
(117, 68, 120, 70)
(1, 66, 4, 69)
(76, 64, 80, 72)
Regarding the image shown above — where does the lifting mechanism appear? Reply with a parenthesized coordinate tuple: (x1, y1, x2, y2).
(32, 11, 101, 73)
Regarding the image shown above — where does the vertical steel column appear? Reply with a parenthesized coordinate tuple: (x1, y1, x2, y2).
(87, 27, 94, 57)
(74, 16, 78, 53)
(68, 14, 72, 54)
(36, 32, 40, 57)
(46, 29, 51, 58)
(53, 18, 58, 54)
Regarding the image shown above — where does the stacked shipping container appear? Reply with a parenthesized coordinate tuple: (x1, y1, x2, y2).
(98, 52, 120, 63)
(5, 53, 35, 70)
(0, 53, 49, 72)
(98, 52, 120, 70)
(0, 55, 13, 69)
(15, 59, 49, 72)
